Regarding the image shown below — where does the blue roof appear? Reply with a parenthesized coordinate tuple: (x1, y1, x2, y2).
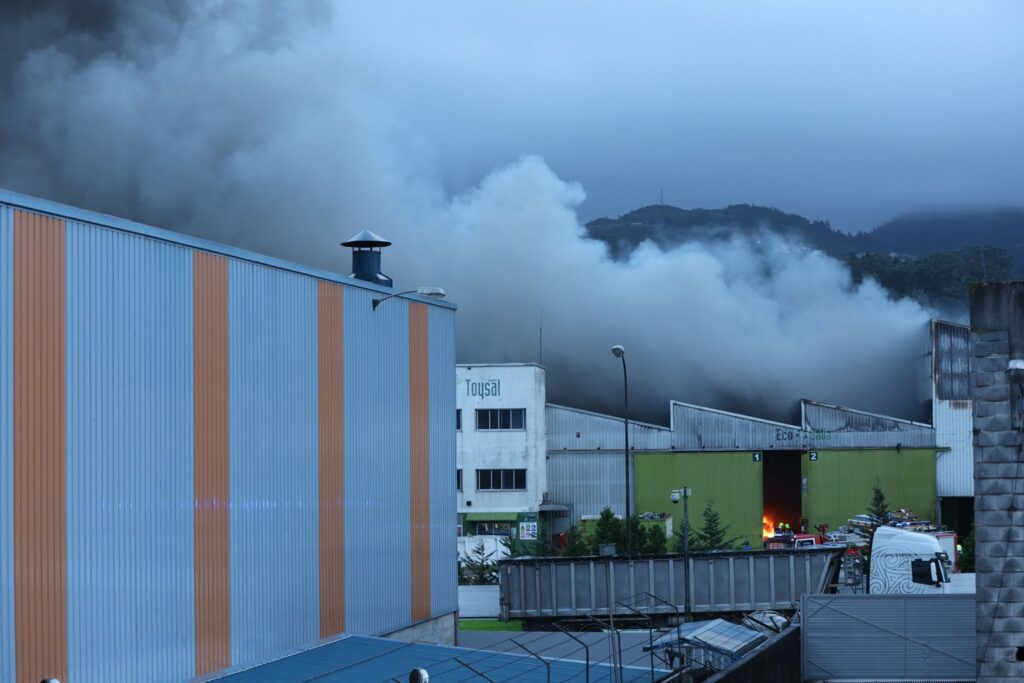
(211, 634, 667, 682)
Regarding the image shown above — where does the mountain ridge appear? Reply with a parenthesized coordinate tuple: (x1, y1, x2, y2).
(586, 203, 1024, 269)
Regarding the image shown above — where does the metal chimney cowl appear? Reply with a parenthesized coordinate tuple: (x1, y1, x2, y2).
(341, 229, 393, 287)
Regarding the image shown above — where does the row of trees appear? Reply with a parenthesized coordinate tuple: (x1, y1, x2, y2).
(845, 245, 1012, 307)
(458, 500, 744, 583)
(570, 502, 744, 557)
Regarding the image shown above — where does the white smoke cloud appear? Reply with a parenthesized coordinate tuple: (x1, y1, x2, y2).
(0, 2, 931, 422)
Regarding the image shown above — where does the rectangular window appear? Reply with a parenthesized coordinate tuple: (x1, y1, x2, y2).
(476, 521, 512, 536)
(475, 408, 526, 431)
(456, 468, 462, 491)
(475, 468, 527, 491)
(456, 409, 462, 431)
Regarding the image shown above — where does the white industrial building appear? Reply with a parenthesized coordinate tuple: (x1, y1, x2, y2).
(456, 363, 550, 540)
(457, 319, 974, 546)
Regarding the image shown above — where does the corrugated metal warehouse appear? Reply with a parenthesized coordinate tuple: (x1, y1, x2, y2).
(0, 189, 457, 683)
(545, 404, 670, 522)
(927, 320, 974, 532)
(549, 398, 939, 547)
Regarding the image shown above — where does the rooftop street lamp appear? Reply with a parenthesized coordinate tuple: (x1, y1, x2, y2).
(670, 486, 693, 623)
(611, 344, 631, 557)
(372, 286, 446, 310)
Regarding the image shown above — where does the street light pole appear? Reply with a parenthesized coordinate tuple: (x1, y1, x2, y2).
(683, 491, 691, 623)
(671, 486, 693, 623)
(611, 345, 631, 557)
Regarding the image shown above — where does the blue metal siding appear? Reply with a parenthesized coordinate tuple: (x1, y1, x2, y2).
(229, 261, 319, 663)
(343, 286, 412, 635)
(0, 205, 14, 682)
(429, 306, 457, 618)
(0, 188, 455, 311)
(64, 222, 196, 681)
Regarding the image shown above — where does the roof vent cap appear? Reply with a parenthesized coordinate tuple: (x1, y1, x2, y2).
(341, 230, 393, 287)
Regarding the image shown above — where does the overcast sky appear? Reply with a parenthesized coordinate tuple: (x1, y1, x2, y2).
(0, 1, 1019, 420)
(334, 1, 1024, 231)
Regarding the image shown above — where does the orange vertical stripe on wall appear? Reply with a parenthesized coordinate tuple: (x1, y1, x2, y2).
(408, 302, 431, 621)
(193, 252, 231, 676)
(318, 281, 346, 637)
(13, 210, 68, 683)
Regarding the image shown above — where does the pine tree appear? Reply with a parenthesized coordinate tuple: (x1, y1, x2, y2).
(959, 525, 975, 573)
(867, 478, 890, 525)
(500, 534, 529, 558)
(672, 514, 700, 552)
(695, 499, 741, 551)
(460, 540, 497, 585)
(561, 525, 591, 557)
(643, 523, 668, 554)
(591, 506, 625, 554)
(627, 514, 649, 556)
(531, 518, 554, 557)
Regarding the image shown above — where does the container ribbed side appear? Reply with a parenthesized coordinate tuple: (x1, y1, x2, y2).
(13, 209, 68, 683)
(429, 306, 457, 619)
(66, 222, 195, 681)
(343, 287, 412, 635)
(317, 281, 345, 637)
(193, 251, 231, 675)
(229, 260, 319, 663)
(0, 205, 14, 683)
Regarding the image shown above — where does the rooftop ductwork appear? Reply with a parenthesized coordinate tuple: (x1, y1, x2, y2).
(341, 229, 393, 287)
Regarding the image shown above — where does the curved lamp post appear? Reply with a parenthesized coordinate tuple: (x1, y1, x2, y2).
(372, 286, 446, 310)
(611, 344, 631, 557)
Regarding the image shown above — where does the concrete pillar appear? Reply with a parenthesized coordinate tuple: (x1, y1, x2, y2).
(970, 283, 1024, 681)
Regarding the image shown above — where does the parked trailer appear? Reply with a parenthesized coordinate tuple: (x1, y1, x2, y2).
(499, 549, 842, 627)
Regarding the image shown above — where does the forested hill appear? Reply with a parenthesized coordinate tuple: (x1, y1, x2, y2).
(585, 204, 856, 261)
(859, 211, 1024, 268)
(586, 204, 1024, 269)
(585, 204, 1024, 309)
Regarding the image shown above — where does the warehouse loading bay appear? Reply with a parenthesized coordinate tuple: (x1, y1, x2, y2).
(762, 450, 802, 534)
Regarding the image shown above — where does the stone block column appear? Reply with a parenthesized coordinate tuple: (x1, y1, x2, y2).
(971, 283, 1024, 681)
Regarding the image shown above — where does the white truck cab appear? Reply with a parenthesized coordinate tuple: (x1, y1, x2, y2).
(868, 526, 963, 594)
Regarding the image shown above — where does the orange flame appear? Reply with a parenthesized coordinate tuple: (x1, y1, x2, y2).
(762, 516, 774, 540)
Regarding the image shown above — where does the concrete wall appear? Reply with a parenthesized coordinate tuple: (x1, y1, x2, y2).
(970, 282, 1024, 681)
(457, 364, 547, 515)
(457, 585, 500, 618)
(383, 611, 458, 646)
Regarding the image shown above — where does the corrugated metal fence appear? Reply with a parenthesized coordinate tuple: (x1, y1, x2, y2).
(801, 594, 975, 681)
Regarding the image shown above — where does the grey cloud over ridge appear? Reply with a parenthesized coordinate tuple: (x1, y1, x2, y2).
(0, 1, 987, 421)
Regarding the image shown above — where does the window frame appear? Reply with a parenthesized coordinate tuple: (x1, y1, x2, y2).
(475, 408, 527, 431)
(475, 468, 527, 491)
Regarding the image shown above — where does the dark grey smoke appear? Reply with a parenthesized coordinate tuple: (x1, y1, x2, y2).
(0, 1, 936, 424)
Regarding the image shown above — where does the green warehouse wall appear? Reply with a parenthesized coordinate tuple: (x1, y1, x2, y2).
(802, 448, 936, 533)
(635, 452, 763, 548)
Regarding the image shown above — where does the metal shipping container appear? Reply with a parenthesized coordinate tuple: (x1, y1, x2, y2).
(500, 549, 842, 624)
(0, 189, 457, 683)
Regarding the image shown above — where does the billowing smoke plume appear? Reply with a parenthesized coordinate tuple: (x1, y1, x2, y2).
(0, 2, 931, 423)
